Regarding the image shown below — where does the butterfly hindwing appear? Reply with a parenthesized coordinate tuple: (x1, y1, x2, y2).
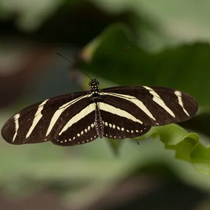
(51, 105, 98, 146)
(100, 109, 151, 139)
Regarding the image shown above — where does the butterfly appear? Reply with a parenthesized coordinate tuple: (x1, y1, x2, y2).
(1, 78, 198, 146)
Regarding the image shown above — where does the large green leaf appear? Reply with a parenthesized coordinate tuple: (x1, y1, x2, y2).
(81, 24, 210, 107)
(77, 24, 210, 171)
(137, 124, 210, 175)
(79, 23, 210, 137)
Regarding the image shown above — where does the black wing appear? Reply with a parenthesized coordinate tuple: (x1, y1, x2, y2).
(100, 109, 151, 139)
(1, 91, 97, 145)
(51, 106, 98, 146)
(101, 85, 198, 126)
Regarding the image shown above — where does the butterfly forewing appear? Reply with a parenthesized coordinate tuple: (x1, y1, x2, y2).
(102, 86, 198, 126)
(1, 92, 90, 144)
(100, 93, 156, 125)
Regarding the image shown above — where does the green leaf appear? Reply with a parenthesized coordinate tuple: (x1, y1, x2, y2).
(79, 23, 210, 136)
(81, 23, 210, 107)
(137, 124, 210, 175)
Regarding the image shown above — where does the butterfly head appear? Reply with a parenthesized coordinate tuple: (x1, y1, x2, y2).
(89, 79, 99, 91)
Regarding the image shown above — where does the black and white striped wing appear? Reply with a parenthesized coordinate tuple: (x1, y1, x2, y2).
(1, 92, 97, 145)
(52, 104, 98, 146)
(100, 109, 151, 139)
(101, 85, 198, 127)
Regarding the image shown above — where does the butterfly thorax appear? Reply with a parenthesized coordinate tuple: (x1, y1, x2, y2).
(90, 79, 101, 102)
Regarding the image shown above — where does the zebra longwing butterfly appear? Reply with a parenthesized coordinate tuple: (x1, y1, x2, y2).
(1, 79, 198, 146)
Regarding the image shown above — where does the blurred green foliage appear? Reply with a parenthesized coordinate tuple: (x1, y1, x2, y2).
(1, 0, 210, 209)
(78, 24, 210, 175)
(83, 24, 210, 106)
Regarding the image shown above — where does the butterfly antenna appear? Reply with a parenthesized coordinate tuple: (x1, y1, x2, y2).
(95, 47, 129, 79)
(56, 52, 93, 80)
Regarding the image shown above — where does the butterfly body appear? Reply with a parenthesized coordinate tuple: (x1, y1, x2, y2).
(1, 79, 198, 146)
